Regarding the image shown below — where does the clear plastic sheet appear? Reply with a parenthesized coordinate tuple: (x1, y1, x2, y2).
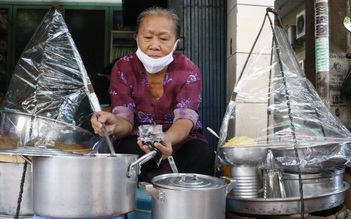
(138, 124, 164, 147)
(138, 124, 164, 160)
(216, 10, 351, 171)
(0, 7, 99, 150)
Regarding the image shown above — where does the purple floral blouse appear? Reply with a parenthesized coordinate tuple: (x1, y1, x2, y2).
(109, 52, 207, 149)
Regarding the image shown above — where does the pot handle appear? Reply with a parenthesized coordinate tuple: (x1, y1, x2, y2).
(220, 176, 236, 195)
(139, 182, 165, 201)
(127, 150, 157, 177)
(20, 155, 33, 172)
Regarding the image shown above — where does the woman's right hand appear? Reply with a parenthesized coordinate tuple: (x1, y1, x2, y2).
(91, 111, 133, 137)
(90, 111, 117, 136)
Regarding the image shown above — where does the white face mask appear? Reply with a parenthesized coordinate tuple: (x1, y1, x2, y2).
(136, 40, 179, 74)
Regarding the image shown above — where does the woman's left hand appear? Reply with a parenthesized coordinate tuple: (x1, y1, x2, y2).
(137, 137, 172, 159)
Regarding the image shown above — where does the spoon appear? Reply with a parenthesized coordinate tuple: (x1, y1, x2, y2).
(206, 127, 220, 139)
(343, 16, 351, 32)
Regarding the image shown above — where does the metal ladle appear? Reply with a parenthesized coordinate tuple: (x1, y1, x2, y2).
(96, 114, 116, 156)
(206, 127, 219, 139)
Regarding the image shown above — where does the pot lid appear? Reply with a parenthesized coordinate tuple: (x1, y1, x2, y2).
(152, 173, 226, 190)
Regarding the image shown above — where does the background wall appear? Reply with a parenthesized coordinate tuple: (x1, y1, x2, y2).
(226, 0, 275, 139)
(279, 0, 351, 130)
(180, 0, 227, 151)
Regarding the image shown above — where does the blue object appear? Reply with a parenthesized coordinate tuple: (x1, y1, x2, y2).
(127, 188, 152, 219)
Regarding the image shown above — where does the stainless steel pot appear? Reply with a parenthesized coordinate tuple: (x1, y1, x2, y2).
(282, 167, 345, 197)
(0, 161, 33, 216)
(140, 173, 235, 219)
(31, 154, 139, 218)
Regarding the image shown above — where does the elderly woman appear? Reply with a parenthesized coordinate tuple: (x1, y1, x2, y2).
(91, 7, 214, 182)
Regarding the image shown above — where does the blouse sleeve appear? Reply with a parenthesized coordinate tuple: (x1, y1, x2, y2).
(109, 56, 135, 125)
(173, 64, 202, 126)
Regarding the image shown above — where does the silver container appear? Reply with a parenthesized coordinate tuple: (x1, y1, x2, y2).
(0, 162, 34, 216)
(140, 173, 235, 219)
(282, 167, 345, 197)
(32, 154, 138, 218)
(231, 165, 259, 198)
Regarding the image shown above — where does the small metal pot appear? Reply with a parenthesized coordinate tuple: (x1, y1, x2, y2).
(140, 173, 235, 219)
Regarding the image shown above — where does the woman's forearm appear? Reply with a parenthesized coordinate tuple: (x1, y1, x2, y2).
(113, 116, 133, 137)
(164, 119, 193, 145)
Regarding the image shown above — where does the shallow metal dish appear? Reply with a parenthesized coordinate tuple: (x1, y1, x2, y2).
(0, 146, 81, 157)
(226, 182, 349, 215)
(271, 143, 350, 173)
(219, 145, 268, 165)
(0, 110, 95, 151)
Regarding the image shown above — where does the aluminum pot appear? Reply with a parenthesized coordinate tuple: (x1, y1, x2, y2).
(140, 173, 236, 219)
(282, 167, 345, 197)
(0, 161, 33, 216)
(31, 153, 139, 218)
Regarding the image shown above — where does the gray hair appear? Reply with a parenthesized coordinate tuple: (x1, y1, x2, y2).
(136, 7, 180, 39)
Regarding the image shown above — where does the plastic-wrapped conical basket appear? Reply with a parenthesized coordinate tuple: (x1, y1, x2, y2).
(0, 6, 100, 151)
(217, 8, 351, 168)
(219, 7, 351, 216)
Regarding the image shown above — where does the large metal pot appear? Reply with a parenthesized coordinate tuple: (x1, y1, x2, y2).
(140, 173, 235, 219)
(31, 154, 139, 218)
(282, 167, 345, 197)
(0, 161, 33, 216)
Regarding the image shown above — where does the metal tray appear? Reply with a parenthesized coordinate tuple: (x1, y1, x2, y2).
(226, 182, 349, 215)
(0, 146, 83, 157)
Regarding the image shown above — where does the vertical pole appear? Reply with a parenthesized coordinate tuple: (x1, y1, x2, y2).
(315, 0, 330, 107)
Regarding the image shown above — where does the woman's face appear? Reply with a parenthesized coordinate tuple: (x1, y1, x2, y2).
(136, 14, 177, 58)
